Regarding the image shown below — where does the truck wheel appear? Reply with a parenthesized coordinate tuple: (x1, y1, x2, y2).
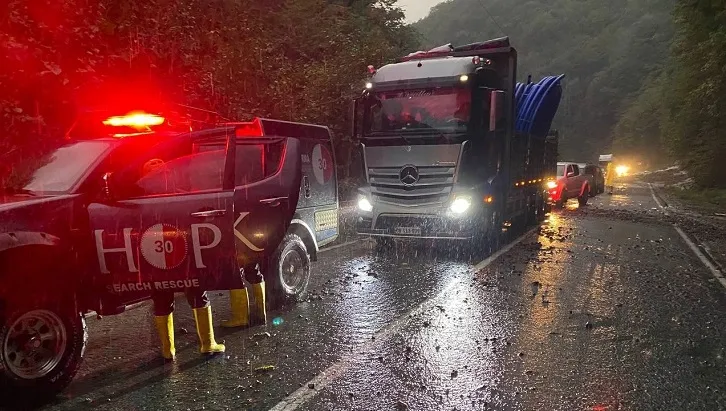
(0, 303, 87, 403)
(578, 188, 589, 206)
(266, 234, 311, 308)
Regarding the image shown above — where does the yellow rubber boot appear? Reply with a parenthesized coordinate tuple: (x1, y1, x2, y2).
(251, 282, 267, 325)
(192, 306, 225, 354)
(154, 314, 176, 361)
(221, 289, 250, 328)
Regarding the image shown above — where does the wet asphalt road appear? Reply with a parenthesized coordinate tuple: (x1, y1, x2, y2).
(24, 182, 726, 411)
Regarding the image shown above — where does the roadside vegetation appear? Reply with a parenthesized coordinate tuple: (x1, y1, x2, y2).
(0, 0, 417, 194)
(418, 0, 726, 191)
(666, 188, 726, 213)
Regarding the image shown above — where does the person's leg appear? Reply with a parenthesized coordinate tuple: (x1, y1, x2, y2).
(152, 292, 176, 360)
(245, 263, 266, 325)
(186, 289, 225, 354)
(221, 267, 250, 328)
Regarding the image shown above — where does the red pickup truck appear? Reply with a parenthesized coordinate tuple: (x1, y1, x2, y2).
(548, 162, 591, 207)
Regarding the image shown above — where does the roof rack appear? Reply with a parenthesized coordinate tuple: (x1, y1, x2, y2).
(399, 37, 511, 62)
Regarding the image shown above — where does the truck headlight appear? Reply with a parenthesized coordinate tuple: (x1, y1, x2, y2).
(358, 196, 373, 212)
(546, 181, 558, 190)
(450, 197, 472, 214)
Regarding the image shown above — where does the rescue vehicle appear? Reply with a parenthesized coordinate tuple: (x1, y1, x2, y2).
(0, 106, 338, 399)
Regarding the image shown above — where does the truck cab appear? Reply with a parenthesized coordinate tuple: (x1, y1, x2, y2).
(352, 38, 564, 251)
(353, 38, 517, 247)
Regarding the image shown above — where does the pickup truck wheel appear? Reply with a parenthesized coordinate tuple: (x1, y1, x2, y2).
(578, 189, 589, 206)
(266, 234, 311, 308)
(555, 193, 567, 208)
(0, 303, 87, 403)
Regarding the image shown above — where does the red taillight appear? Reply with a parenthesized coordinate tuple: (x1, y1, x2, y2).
(103, 112, 165, 128)
(235, 118, 264, 137)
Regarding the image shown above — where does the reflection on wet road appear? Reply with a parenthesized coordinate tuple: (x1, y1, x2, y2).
(32, 182, 726, 411)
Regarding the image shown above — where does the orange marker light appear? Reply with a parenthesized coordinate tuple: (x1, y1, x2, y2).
(484, 196, 494, 203)
(103, 112, 165, 128)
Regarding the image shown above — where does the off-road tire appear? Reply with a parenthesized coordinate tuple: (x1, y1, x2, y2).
(266, 234, 311, 308)
(578, 188, 589, 206)
(0, 302, 87, 405)
(555, 193, 567, 208)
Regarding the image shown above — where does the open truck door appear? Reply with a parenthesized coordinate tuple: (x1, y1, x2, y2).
(87, 127, 301, 310)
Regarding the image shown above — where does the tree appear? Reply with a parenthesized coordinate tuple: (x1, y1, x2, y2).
(414, 0, 675, 162)
(660, 0, 726, 187)
(0, 0, 417, 189)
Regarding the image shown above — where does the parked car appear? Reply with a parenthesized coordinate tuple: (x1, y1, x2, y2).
(548, 162, 591, 207)
(587, 164, 605, 194)
(577, 163, 604, 196)
(577, 163, 596, 197)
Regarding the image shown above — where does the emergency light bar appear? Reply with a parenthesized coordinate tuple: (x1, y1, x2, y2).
(103, 112, 166, 128)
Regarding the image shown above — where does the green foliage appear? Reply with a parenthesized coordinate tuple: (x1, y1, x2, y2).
(660, 0, 726, 188)
(612, 72, 669, 168)
(0, 0, 416, 184)
(415, 0, 675, 162)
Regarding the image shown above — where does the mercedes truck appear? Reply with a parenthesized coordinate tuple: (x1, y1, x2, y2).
(352, 37, 563, 250)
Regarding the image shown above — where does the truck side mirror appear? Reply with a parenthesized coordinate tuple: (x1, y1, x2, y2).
(351, 98, 360, 140)
(489, 90, 505, 131)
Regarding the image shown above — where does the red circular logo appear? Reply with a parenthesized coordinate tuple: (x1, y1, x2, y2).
(140, 224, 188, 269)
(312, 144, 333, 185)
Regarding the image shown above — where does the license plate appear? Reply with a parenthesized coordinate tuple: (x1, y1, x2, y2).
(395, 226, 422, 236)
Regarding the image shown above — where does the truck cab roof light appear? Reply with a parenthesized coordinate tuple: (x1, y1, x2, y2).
(235, 118, 264, 137)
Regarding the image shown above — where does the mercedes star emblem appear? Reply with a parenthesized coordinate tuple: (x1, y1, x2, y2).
(399, 165, 419, 187)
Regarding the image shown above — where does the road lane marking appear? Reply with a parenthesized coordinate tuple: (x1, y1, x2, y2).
(268, 226, 539, 411)
(673, 226, 726, 289)
(648, 183, 725, 288)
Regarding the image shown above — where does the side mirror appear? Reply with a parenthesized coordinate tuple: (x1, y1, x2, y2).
(350, 98, 360, 141)
(489, 90, 505, 131)
(566, 171, 575, 178)
(101, 172, 121, 201)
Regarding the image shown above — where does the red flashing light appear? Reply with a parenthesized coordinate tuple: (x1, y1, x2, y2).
(103, 112, 165, 128)
(235, 118, 264, 138)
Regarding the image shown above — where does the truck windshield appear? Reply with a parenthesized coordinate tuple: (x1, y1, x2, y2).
(365, 87, 471, 135)
(3, 141, 113, 194)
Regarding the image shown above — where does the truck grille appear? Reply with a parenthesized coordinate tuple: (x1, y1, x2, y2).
(368, 165, 455, 207)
